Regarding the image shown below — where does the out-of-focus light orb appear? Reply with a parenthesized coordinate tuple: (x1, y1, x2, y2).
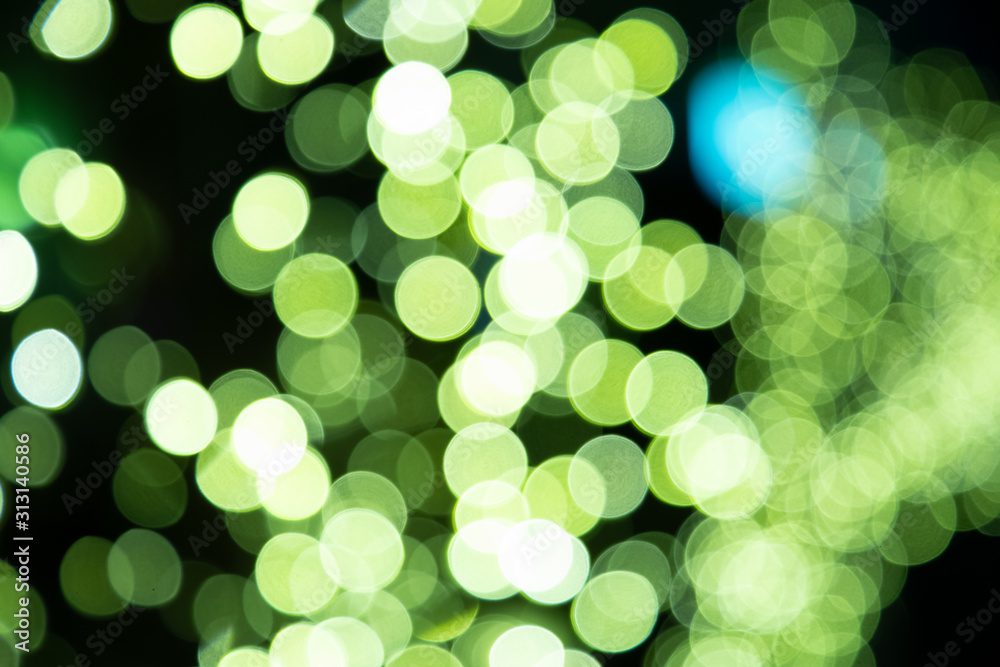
(459, 341, 537, 416)
(0, 231, 38, 312)
(498, 519, 574, 594)
(688, 59, 815, 209)
(232, 396, 307, 476)
(395, 256, 481, 342)
(0, 73, 13, 131)
(626, 351, 707, 436)
(499, 233, 588, 320)
(37, 0, 114, 60)
(11, 329, 81, 409)
(243, 0, 320, 35)
(374, 61, 452, 135)
(262, 447, 330, 520)
(257, 14, 334, 85)
(170, 4, 243, 79)
(320, 508, 405, 591)
(571, 570, 658, 652)
(19, 148, 84, 226)
(145, 378, 218, 455)
(601, 17, 678, 96)
(233, 172, 309, 250)
(490, 625, 564, 667)
(273, 253, 358, 338)
(54, 162, 126, 240)
(312, 617, 385, 667)
(107, 528, 183, 607)
(220, 647, 270, 667)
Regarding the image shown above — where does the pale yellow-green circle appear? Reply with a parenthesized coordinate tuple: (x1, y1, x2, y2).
(568, 339, 644, 426)
(537, 102, 620, 185)
(458, 341, 537, 416)
(611, 94, 675, 172)
(449, 519, 518, 599)
(270, 622, 324, 667)
(39, 0, 113, 60)
(459, 143, 535, 215)
(107, 528, 182, 607)
(257, 14, 334, 85)
(389, 645, 462, 667)
(445, 423, 527, 497)
(220, 647, 270, 667)
(565, 196, 640, 280)
(322, 471, 409, 533)
(601, 18, 678, 95)
(396, 256, 481, 342)
(312, 617, 385, 667)
(665, 244, 745, 329)
(242, 0, 319, 35)
(571, 571, 658, 652)
(448, 70, 514, 150)
(0, 231, 37, 312)
(626, 351, 707, 436)
(378, 172, 461, 240)
(232, 396, 307, 476)
(569, 435, 648, 519)
(523, 456, 601, 537)
(499, 233, 588, 320)
(262, 447, 330, 520)
(213, 215, 295, 294)
(547, 39, 635, 113)
(145, 378, 218, 456)
(490, 625, 564, 666)
(19, 148, 84, 226)
(257, 533, 337, 614)
(195, 429, 264, 512)
(274, 253, 358, 337)
(170, 4, 243, 79)
(233, 172, 310, 250)
(54, 162, 125, 240)
(60, 536, 125, 616)
(320, 508, 405, 591)
(276, 325, 362, 396)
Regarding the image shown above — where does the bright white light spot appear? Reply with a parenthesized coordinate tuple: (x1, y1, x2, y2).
(12, 329, 82, 409)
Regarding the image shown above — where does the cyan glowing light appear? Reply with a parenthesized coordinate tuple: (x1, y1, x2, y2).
(687, 59, 815, 209)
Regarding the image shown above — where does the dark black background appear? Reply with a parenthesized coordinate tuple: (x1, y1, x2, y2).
(2, 0, 1000, 665)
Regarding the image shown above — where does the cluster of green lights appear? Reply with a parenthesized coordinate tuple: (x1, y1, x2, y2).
(4, 0, 1000, 665)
